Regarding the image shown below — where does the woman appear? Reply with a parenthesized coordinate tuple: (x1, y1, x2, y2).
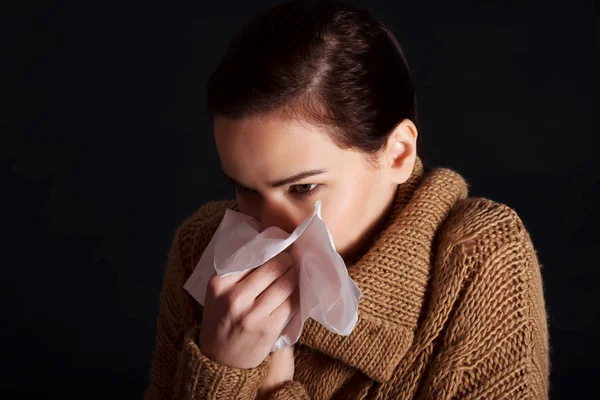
(145, 1, 549, 398)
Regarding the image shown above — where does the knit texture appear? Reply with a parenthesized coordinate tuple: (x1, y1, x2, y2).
(145, 157, 549, 399)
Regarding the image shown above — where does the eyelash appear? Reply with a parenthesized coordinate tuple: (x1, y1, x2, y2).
(228, 181, 321, 199)
(289, 183, 321, 199)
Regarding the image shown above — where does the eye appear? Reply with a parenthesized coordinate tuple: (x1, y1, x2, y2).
(289, 183, 320, 198)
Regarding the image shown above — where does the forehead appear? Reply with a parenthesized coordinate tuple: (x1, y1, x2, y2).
(213, 115, 344, 173)
(214, 115, 331, 151)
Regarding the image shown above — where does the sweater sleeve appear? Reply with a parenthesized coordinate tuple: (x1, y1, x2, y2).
(423, 221, 550, 399)
(144, 218, 271, 399)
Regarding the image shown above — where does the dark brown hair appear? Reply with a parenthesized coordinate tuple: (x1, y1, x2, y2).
(207, 0, 426, 164)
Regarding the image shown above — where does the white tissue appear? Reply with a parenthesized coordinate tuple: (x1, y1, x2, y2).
(183, 200, 362, 352)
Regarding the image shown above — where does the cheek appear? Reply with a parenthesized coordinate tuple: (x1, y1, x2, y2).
(321, 181, 372, 247)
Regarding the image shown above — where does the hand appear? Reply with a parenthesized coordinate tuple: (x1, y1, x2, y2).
(257, 345, 295, 399)
(199, 252, 300, 369)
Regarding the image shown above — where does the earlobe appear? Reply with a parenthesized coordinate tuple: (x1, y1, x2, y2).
(387, 119, 418, 184)
(391, 151, 416, 185)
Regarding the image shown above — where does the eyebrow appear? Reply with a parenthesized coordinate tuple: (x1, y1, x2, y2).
(222, 169, 328, 189)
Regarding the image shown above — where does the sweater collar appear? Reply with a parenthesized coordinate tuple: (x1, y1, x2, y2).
(297, 156, 469, 383)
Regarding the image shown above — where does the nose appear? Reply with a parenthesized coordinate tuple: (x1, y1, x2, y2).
(258, 201, 299, 234)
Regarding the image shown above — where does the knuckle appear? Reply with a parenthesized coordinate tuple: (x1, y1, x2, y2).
(275, 275, 295, 294)
(240, 311, 258, 331)
(224, 288, 243, 314)
(207, 273, 221, 293)
(265, 258, 283, 275)
(262, 253, 292, 275)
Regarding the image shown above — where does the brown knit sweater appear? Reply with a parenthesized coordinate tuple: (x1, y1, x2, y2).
(144, 157, 550, 399)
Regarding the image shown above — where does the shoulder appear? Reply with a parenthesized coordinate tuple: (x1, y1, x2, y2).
(434, 194, 546, 334)
(434, 195, 544, 315)
(436, 196, 539, 271)
(420, 196, 549, 398)
(430, 199, 549, 394)
(171, 199, 237, 275)
(442, 196, 532, 249)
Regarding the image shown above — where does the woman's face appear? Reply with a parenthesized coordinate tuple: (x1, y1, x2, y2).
(213, 113, 417, 263)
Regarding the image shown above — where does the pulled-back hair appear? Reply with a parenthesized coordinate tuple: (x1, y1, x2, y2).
(207, 0, 426, 163)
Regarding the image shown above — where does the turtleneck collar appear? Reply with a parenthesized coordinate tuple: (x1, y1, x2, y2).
(297, 156, 469, 383)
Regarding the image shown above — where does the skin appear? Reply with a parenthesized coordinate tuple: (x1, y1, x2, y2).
(200, 113, 418, 396)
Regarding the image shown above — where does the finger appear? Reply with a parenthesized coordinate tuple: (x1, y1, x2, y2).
(237, 252, 294, 300)
(207, 268, 255, 297)
(216, 267, 255, 287)
(269, 287, 300, 328)
(252, 265, 299, 317)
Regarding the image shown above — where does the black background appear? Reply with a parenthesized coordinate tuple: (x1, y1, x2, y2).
(3, 0, 597, 398)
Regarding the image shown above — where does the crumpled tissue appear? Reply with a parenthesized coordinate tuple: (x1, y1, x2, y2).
(183, 200, 362, 352)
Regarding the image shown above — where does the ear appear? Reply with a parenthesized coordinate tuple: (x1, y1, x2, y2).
(382, 119, 418, 184)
